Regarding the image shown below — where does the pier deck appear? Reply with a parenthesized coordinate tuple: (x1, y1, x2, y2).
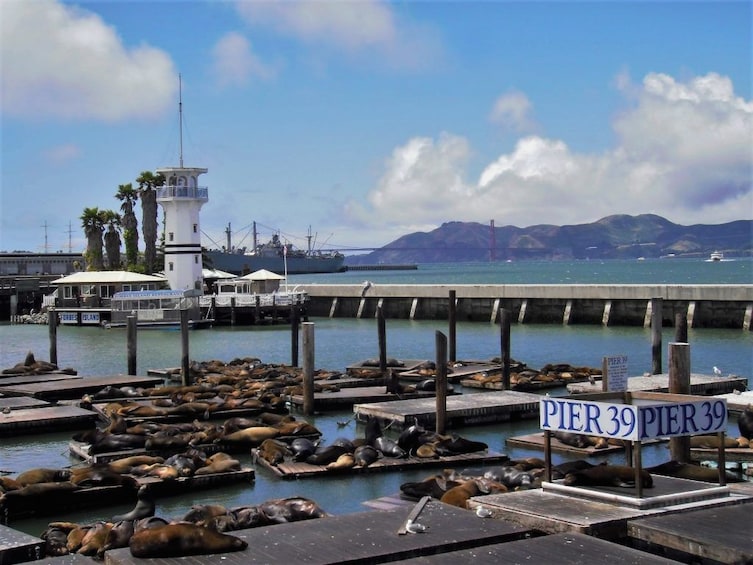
(354, 390, 541, 431)
(627, 500, 753, 564)
(566, 372, 747, 395)
(506, 432, 628, 456)
(0, 404, 98, 436)
(714, 389, 753, 414)
(0, 375, 164, 401)
(255, 450, 510, 480)
(284, 386, 440, 411)
(104, 499, 535, 565)
(0, 373, 81, 386)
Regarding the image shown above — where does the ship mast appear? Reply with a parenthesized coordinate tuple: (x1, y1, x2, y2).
(178, 74, 184, 168)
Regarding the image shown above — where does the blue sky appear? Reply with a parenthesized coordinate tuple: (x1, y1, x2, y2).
(1, 0, 751, 254)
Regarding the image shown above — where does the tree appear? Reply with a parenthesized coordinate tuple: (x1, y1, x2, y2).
(80, 207, 106, 271)
(116, 183, 139, 269)
(103, 210, 122, 270)
(136, 170, 165, 274)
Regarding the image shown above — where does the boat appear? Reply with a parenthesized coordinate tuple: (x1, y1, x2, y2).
(707, 251, 724, 262)
(205, 223, 345, 276)
(108, 289, 212, 329)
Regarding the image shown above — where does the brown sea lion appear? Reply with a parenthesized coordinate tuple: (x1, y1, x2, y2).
(66, 525, 92, 553)
(0, 476, 21, 492)
(129, 523, 247, 558)
(194, 457, 241, 475)
(326, 453, 355, 471)
(181, 504, 229, 524)
(646, 460, 742, 483)
(107, 455, 165, 474)
(221, 426, 280, 446)
(15, 468, 71, 486)
(258, 497, 329, 523)
(256, 438, 292, 466)
(112, 485, 155, 522)
(689, 435, 740, 449)
(77, 521, 113, 556)
(353, 445, 379, 467)
(564, 465, 653, 488)
(440, 477, 507, 508)
(101, 519, 135, 556)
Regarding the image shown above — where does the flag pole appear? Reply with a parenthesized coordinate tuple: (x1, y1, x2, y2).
(283, 244, 288, 293)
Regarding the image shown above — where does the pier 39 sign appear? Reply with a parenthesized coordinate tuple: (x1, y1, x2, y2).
(540, 396, 727, 441)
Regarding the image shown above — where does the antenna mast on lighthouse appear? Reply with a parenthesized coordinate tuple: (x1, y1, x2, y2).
(178, 73, 184, 168)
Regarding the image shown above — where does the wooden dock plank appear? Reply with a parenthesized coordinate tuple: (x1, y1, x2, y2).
(256, 450, 510, 479)
(284, 386, 438, 410)
(104, 499, 534, 565)
(0, 396, 50, 410)
(627, 500, 753, 564)
(396, 532, 679, 564)
(0, 524, 44, 565)
(690, 447, 753, 464)
(0, 373, 81, 386)
(0, 405, 98, 436)
(0, 375, 164, 401)
(714, 390, 753, 414)
(399, 362, 502, 383)
(354, 390, 541, 431)
(567, 372, 747, 395)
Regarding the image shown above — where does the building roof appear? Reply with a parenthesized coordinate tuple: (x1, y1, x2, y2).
(202, 268, 237, 279)
(238, 269, 285, 281)
(52, 271, 167, 284)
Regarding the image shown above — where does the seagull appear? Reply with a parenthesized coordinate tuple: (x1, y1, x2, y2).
(588, 374, 596, 385)
(360, 280, 373, 297)
(713, 366, 723, 376)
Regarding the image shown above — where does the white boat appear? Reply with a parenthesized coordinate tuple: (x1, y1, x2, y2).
(109, 289, 212, 329)
(707, 251, 724, 262)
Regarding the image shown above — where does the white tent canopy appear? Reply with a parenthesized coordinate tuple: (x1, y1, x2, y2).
(238, 269, 285, 281)
(52, 271, 167, 284)
(202, 268, 237, 280)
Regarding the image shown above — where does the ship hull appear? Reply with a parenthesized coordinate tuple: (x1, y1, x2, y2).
(206, 250, 345, 275)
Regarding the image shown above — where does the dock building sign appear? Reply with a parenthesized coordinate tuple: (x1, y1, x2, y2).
(540, 396, 727, 441)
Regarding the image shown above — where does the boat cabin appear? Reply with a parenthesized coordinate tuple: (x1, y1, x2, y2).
(110, 289, 203, 327)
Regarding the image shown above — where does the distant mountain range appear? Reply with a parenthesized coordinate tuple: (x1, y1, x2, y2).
(345, 214, 752, 265)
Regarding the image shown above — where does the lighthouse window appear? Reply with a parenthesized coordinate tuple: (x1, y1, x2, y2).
(169, 232, 174, 242)
(194, 256, 199, 264)
(193, 224, 197, 233)
(169, 262, 174, 271)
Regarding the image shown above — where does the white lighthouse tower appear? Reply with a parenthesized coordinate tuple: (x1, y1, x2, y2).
(156, 80, 208, 291)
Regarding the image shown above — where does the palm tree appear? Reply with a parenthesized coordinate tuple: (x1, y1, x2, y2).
(102, 210, 122, 270)
(80, 207, 106, 271)
(136, 170, 165, 274)
(116, 183, 139, 269)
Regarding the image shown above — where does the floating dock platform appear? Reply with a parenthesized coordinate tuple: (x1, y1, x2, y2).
(256, 450, 510, 480)
(284, 386, 440, 411)
(0, 375, 164, 401)
(566, 372, 747, 396)
(0, 403, 98, 436)
(354, 390, 541, 431)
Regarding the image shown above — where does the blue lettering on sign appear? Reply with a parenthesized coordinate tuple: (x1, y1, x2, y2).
(583, 403, 603, 434)
(639, 399, 727, 439)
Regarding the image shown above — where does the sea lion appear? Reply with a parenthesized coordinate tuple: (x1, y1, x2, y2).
(374, 436, 406, 458)
(182, 504, 229, 524)
(398, 420, 426, 451)
(258, 497, 329, 523)
(112, 485, 155, 522)
(564, 465, 653, 488)
(194, 456, 241, 475)
(552, 431, 592, 449)
(440, 477, 507, 508)
(88, 433, 147, 454)
(15, 468, 71, 486)
(256, 438, 292, 466)
(306, 444, 351, 466)
(689, 435, 740, 449)
(221, 426, 280, 446)
(364, 416, 382, 446)
(353, 445, 379, 467)
(0, 476, 21, 492)
(230, 505, 270, 529)
(551, 459, 599, 480)
(129, 523, 247, 558)
(400, 475, 461, 500)
(289, 437, 318, 461)
(66, 525, 92, 553)
(101, 519, 135, 556)
(738, 405, 753, 440)
(646, 460, 742, 483)
(77, 521, 113, 556)
(326, 453, 355, 471)
(484, 466, 536, 490)
(107, 455, 165, 474)
(434, 435, 487, 455)
(41, 525, 71, 556)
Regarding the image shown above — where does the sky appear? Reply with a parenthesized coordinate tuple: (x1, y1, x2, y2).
(1, 0, 751, 255)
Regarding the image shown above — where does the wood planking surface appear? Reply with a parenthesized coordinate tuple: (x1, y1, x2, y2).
(0, 373, 81, 386)
(104, 500, 533, 565)
(567, 373, 748, 395)
(259, 450, 510, 479)
(627, 500, 753, 564)
(354, 390, 541, 429)
(0, 375, 164, 400)
(396, 532, 680, 564)
(0, 405, 98, 436)
(505, 432, 625, 456)
(0, 396, 50, 409)
(285, 386, 437, 410)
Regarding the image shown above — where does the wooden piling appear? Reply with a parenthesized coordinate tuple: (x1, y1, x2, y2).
(180, 309, 190, 386)
(448, 290, 456, 362)
(435, 331, 448, 434)
(651, 297, 662, 375)
(500, 308, 511, 390)
(48, 309, 57, 366)
(378, 306, 387, 375)
(302, 322, 315, 416)
(674, 312, 688, 343)
(668, 342, 691, 463)
(127, 315, 137, 375)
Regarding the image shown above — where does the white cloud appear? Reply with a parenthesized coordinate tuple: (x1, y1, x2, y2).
(489, 91, 537, 133)
(212, 32, 276, 88)
(44, 143, 81, 165)
(234, 0, 440, 69)
(352, 72, 752, 231)
(0, 0, 177, 121)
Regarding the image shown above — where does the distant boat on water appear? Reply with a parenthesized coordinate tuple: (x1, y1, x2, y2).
(707, 251, 725, 262)
(205, 222, 345, 276)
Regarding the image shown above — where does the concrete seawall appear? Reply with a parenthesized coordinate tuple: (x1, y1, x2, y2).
(298, 284, 753, 330)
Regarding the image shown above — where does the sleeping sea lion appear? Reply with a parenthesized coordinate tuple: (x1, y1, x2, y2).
(129, 523, 247, 558)
(564, 465, 653, 488)
(258, 497, 329, 523)
(15, 468, 71, 486)
(738, 405, 753, 440)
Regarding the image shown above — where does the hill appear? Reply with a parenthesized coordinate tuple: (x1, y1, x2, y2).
(344, 214, 752, 265)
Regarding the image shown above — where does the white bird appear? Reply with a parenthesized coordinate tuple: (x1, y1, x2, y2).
(360, 280, 373, 297)
(713, 366, 723, 376)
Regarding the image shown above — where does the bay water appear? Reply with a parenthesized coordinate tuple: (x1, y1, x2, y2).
(1, 259, 751, 535)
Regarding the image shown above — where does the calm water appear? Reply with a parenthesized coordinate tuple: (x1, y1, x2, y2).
(1, 259, 751, 535)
